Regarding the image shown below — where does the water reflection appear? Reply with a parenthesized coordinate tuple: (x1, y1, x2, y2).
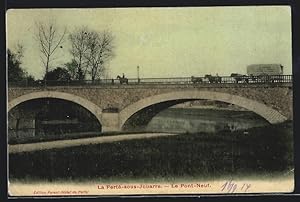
(8, 98, 101, 142)
(147, 108, 269, 133)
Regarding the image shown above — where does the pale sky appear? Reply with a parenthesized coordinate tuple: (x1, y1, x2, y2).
(7, 7, 292, 79)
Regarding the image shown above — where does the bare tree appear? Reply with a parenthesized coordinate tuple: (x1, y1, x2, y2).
(69, 27, 114, 81)
(68, 27, 89, 79)
(34, 20, 67, 82)
(85, 30, 114, 81)
(14, 42, 25, 61)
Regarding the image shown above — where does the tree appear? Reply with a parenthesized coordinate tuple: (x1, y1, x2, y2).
(76, 67, 85, 81)
(44, 67, 71, 81)
(15, 43, 25, 61)
(64, 59, 84, 80)
(8, 49, 26, 82)
(69, 28, 114, 81)
(7, 48, 34, 84)
(35, 20, 67, 83)
(68, 27, 89, 79)
(26, 75, 35, 85)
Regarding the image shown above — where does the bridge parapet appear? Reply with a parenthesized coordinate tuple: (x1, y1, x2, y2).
(8, 75, 292, 88)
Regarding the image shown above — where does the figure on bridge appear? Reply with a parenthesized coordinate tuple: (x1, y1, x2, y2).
(117, 74, 129, 84)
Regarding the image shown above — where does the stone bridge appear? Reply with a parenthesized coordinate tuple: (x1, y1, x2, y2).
(8, 83, 293, 132)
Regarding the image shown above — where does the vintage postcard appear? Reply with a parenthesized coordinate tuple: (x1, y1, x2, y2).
(7, 6, 293, 196)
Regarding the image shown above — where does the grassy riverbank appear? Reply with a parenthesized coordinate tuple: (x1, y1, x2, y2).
(9, 121, 293, 182)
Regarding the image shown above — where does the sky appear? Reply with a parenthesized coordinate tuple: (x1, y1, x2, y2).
(7, 6, 292, 79)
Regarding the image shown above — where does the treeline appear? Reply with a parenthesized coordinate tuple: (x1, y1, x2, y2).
(8, 21, 115, 83)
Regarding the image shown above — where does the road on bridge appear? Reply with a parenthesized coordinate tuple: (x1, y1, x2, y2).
(9, 133, 179, 154)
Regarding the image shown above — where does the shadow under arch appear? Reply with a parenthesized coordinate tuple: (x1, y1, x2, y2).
(8, 91, 103, 127)
(119, 90, 287, 130)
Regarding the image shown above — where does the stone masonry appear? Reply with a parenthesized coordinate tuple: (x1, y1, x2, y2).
(8, 83, 293, 132)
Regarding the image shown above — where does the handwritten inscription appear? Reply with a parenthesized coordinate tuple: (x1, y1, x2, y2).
(220, 180, 251, 193)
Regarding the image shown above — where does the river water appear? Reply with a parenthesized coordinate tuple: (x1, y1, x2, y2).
(146, 108, 270, 133)
(8, 106, 272, 142)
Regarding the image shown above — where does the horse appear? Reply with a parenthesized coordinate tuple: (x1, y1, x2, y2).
(117, 75, 128, 84)
(230, 73, 249, 83)
(204, 74, 222, 83)
(191, 76, 203, 84)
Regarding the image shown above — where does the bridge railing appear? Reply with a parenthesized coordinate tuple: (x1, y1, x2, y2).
(8, 75, 293, 87)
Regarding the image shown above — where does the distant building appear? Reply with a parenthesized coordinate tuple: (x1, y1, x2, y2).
(247, 64, 283, 76)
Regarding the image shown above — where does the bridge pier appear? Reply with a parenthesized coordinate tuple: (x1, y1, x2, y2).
(101, 112, 121, 132)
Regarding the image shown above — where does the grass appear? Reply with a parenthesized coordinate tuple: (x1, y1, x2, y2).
(9, 121, 293, 182)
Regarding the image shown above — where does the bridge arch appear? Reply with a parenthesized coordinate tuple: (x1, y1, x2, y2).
(8, 91, 103, 125)
(119, 90, 287, 129)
